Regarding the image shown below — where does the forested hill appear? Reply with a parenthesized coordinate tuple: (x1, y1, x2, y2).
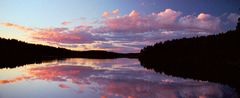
(0, 38, 138, 67)
(141, 18, 240, 59)
(139, 19, 240, 93)
(0, 38, 74, 58)
(140, 18, 240, 66)
(140, 29, 240, 64)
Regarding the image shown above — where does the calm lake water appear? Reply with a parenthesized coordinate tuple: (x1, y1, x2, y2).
(0, 58, 238, 98)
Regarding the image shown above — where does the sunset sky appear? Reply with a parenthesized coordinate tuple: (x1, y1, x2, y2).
(0, 0, 240, 53)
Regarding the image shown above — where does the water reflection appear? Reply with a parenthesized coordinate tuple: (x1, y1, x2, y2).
(0, 58, 238, 98)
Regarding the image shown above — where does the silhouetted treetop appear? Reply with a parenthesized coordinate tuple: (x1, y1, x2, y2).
(237, 17, 240, 30)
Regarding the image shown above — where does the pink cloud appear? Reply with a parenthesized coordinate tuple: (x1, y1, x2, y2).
(179, 13, 221, 32)
(59, 84, 70, 88)
(32, 27, 101, 44)
(153, 8, 181, 24)
(100, 96, 107, 98)
(0, 76, 26, 84)
(96, 9, 219, 34)
(61, 18, 86, 25)
(112, 9, 120, 15)
(103, 9, 120, 17)
(97, 10, 157, 33)
(0, 9, 223, 52)
(1, 22, 34, 32)
(33, 28, 81, 43)
(128, 10, 139, 17)
(102, 11, 110, 17)
(1, 22, 105, 44)
(61, 21, 71, 25)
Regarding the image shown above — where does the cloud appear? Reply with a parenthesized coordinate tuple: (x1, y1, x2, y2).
(154, 8, 182, 24)
(93, 42, 141, 53)
(61, 21, 71, 25)
(112, 9, 120, 15)
(59, 84, 70, 88)
(96, 9, 220, 34)
(128, 10, 139, 17)
(227, 13, 240, 23)
(97, 11, 156, 33)
(102, 11, 110, 17)
(0, 8, 223, 52)
(179, 13, 221, 32)
(1, 23, 105, 44)
(61, 18, 86, 25)
(100, 96, 107, 98)
(32, 26, 104, 44)
(0, 76, 27, 84)
(103, 9, 120, 17)
(1, 22, 35, 32)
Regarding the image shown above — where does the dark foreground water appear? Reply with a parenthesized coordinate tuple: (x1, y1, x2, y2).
(0, 58, 238, 98)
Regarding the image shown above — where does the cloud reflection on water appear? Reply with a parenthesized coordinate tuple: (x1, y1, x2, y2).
(0, 58, 238, 98)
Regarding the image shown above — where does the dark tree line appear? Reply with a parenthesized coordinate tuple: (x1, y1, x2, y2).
(139, 18, 240, 94)
(0, 38, 138, 68)
(0, 38, 75, 67)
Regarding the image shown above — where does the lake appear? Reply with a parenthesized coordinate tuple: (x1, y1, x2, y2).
(0, 58, 238, 98)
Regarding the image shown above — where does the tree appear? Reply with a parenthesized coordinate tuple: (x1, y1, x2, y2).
(237, 17, 240, 30)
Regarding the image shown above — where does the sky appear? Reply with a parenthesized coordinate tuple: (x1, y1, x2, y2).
(0, 0, 240, 53)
